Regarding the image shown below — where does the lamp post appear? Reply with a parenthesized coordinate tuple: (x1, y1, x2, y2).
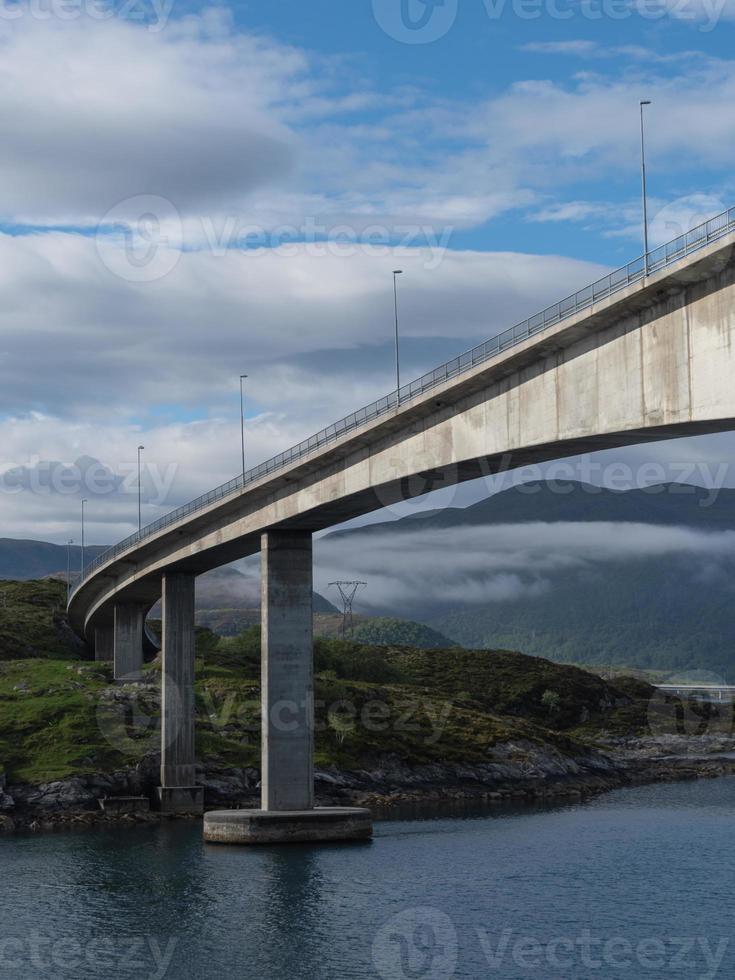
(239, 374, 248, 481)
(640, 100, 652, 275)
(392, 270, 403, 396)
(137, 445, 145, 532)
(66, 539, 73, 604)
(80, 499, 87, 579)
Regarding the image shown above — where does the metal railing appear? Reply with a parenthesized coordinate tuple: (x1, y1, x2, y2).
(73, 204, 735, 593)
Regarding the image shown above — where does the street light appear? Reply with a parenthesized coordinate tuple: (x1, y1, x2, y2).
(392, 270, 403, 396)
(239, 375, 248, 481)
(640, 100, 652, 275)
(66, 539, 74, 605)
(137, 445, 145, 532)
(80, 499, 87, 579)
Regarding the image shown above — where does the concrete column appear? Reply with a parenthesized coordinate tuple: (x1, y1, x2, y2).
(261, 530, 314, 812)
(113, 604, 144, 681)
(94, 626, 113, 663)
(160, 572, 196, 789)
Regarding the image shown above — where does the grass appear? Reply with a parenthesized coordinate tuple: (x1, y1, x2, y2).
(0, 579, 78, 661)
(0, 587, 661, 786)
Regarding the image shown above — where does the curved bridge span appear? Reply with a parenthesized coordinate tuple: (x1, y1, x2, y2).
(68, 214, 735, 824)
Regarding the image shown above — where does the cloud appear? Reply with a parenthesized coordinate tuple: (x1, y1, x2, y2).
(3, 9, 735, 552)
(520, 40, 601, 56)
(313, 521, 735, 615)
(0, 230, 608, 419)
(0, 13, 304, 225)
(3, 11, 733, 245)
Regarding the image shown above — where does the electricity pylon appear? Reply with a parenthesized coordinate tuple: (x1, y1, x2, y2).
(328, 581, 367, 640)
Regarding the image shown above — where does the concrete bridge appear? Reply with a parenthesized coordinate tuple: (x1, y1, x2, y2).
(656, 684, 735, 703)
(68, 207, 735, 842)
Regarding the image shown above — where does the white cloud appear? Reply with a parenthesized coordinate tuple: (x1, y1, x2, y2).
(0, 14, 305, 225)
(3, 10, 735, 551)
(0, 230, 608, 419)
(520, 40, 601, 56)
(313, 521, 735, 614)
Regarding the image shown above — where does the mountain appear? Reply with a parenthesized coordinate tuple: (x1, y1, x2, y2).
(329, 481, 735, 535)
(0, 539, 108, 580)
(322, 482, 735, 676)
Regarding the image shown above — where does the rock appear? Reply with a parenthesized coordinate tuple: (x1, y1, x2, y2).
(16, 777, 97, 810)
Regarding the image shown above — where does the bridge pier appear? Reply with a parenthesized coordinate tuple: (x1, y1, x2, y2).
(204, 530, 371, 844)
(261, 529, 315, 811)
(155, 572, 203, 815)
(94, 626, 113, 663)
(113, 604, 144, 681)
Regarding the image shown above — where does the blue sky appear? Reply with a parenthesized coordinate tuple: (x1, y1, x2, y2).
(232, 0, 734, 264)
(1, 0, 735, 541)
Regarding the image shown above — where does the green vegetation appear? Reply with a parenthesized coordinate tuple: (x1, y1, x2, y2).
(350, 617, 455, 650)
(0, 582, 660, 787)
(0, 579, 80, 661)
(0, 659, 122, 782)
(431, 554, 735, 676)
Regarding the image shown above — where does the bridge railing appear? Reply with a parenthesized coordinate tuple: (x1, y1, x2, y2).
(73, 204, 735, 592)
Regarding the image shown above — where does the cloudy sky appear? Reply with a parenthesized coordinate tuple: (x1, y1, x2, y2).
(2, 0, 735, 545)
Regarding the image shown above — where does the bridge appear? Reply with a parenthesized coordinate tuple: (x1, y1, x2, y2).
(656, 684, 735, 702)
(69, 206, 735, 842)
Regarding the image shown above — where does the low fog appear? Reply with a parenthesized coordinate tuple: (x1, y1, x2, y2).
(311, 521, 735, 617)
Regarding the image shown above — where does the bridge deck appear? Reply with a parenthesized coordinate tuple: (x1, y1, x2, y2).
(69, 208, 735, 639)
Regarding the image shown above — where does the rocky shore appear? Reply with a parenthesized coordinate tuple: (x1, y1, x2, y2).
(3, 734, 735, 834)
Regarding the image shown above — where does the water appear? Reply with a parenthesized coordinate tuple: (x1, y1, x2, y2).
(1, 779, 734, 979)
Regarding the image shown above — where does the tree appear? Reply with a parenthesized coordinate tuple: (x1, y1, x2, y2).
(541, 689, 561, 716)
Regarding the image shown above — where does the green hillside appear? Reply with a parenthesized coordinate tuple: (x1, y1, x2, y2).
(350, 616, 455, 649)
(430, 553, 735, 674)
(0, 582, 656, 785)
(0, 579, 83, 661)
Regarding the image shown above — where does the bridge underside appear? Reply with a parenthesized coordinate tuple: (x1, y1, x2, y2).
(68, 231, 735, 836)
